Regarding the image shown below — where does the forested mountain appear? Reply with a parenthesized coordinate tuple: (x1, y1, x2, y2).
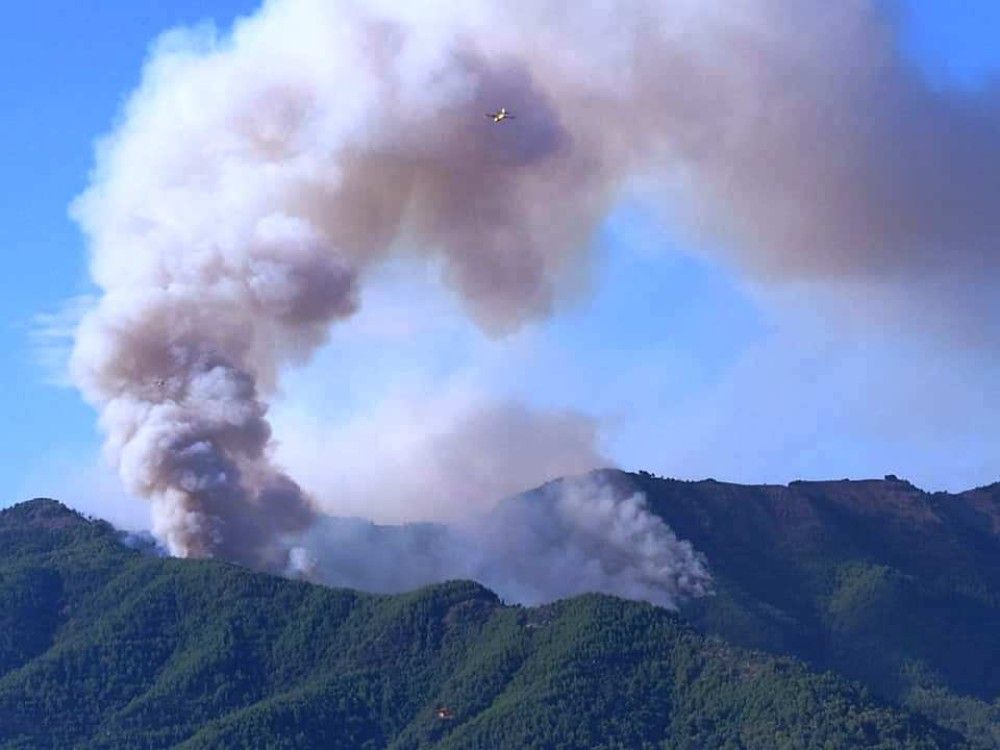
(504, 470, 999, 747)
(0, 497, 969, 749)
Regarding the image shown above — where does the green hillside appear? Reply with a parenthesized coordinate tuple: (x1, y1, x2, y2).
(0, 498, 965, 749)
(521, 471, 999, 747)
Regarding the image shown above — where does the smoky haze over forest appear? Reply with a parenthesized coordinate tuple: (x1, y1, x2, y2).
(64, 0, 1000, 603)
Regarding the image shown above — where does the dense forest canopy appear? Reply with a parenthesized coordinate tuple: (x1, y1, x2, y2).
(2, 486, 995, 748)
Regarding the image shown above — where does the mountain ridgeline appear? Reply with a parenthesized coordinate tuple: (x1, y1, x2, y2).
(618, 471, 999, 746)
(0, 471, 996, 748)
(509, 470, 1000, 747)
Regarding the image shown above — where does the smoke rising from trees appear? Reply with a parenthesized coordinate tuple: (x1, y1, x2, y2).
(69, 0, 999, 598)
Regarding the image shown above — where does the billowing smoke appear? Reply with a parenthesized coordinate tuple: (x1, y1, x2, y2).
(273, 389, 606, 522)
(71, 0, 616, 566)
(289, 475, 713, 609)
(69, 0, 999, 584)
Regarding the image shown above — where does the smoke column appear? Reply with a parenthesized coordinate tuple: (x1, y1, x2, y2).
(71, 0, 1000, 591)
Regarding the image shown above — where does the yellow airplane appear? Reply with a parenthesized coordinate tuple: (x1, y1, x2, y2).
(486, 107, 515, 123)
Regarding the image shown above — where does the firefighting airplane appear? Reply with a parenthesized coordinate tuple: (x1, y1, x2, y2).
(486, 107, 515, 123)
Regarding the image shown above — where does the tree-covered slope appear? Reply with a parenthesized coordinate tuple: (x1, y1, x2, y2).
(0, 498, 964, 749)
(514, 471, 999, 747)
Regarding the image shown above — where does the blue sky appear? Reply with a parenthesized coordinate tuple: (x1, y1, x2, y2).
(2, 1, 999, 525)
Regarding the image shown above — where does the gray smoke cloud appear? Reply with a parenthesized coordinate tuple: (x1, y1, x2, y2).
(69, 0, 999, 576)
(274, 391, 606, 523)
(288, 475, 713, 609)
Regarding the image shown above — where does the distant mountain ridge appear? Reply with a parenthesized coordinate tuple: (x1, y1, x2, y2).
(504, 470, 999, 746)
(0, 493, 977, 749)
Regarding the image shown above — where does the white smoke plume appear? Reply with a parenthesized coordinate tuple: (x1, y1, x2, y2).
(272, 388, 605, 523)
(70, 0, 1000, 578)
(288, 475, 713, 609)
